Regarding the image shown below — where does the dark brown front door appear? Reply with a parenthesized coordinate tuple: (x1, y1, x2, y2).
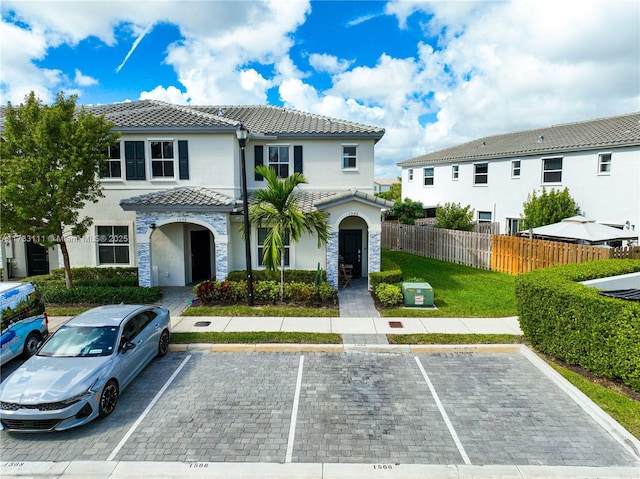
(191, 230, 211, 282)
(339, 229, 362, 278)
(26, 242, 49, 276)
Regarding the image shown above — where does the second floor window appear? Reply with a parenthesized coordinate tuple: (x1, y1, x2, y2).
(102, 143, 122, 178)
(474, 163, 488, 185)
(342, 145, 357, 169)
(478, 211, 492, 223)
(452, 165, 459, 180)
(268, 146, 290, 178)
(511, 160, 521, 177)
(598, 153, 612, 174)
(408, 168, 414, 181)
(151, 141, 175, 178)
(542, 157, 563, 183)
(423, 167, 434, 186)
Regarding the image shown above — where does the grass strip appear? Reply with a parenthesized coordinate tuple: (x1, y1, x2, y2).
(547, 361, 640, 440)
(47, 306, 89, 316)
(388, 333, 522, 344)
(171, 331, 342, 344)
(182, 305, 339, 317)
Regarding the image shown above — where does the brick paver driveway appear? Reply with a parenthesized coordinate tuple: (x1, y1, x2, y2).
(1, 350, 638, 468)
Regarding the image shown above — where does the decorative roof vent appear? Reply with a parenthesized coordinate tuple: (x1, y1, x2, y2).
(538, 135, 544, 141)
(480, 141, 486, 147)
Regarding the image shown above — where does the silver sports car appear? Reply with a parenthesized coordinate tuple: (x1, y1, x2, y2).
(0, 304, 170, 432)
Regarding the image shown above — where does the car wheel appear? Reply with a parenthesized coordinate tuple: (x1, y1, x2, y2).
(157, 329, 170, 357)
(22, 332, 41, 358)
(98, 380, 119, 418)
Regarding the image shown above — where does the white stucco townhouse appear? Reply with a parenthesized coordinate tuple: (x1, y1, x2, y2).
(2, 100, 392, 289)
(399, 112, 640, 235)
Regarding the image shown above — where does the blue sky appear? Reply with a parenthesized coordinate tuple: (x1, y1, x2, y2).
(1, 0, 639, 178)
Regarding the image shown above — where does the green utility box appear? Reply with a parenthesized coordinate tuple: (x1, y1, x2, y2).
(402, 282, 434, 307)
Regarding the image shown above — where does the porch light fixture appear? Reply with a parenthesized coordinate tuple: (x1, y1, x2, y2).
(236, 123, 254, 306)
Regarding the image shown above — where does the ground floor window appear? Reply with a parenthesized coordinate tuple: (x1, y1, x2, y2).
(257, 227, 289, 266)
(97, 226, 130, 264)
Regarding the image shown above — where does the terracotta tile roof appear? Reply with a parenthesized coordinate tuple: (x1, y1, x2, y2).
(120, 187, 236, 211)
(399, 112, 640, 167)
(76, 100, 384, 139)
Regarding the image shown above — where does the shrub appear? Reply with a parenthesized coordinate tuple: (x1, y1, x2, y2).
(374, 283, 403, 307)
(254, 280, 280, 302)
(39, 284, 162, 304)
(226, 269, 326, 283)
(194, 279, 336, 305)
(515, 259, 640, 391)
(370, 270, 402, 290)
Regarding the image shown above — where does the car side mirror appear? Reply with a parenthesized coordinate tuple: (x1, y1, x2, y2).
(121, 341, 136, 353)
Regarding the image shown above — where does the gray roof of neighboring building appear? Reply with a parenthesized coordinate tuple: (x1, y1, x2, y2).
(398, 112, 640, 167)
(80, 100, 385, 140)
(120, 187, 393, 213)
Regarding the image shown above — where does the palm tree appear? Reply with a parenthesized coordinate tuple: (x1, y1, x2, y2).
(249, 165, 329, 302)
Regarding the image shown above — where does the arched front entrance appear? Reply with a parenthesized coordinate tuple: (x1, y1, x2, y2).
(149, 222, 216, 286)
(338, 216, 368, 279)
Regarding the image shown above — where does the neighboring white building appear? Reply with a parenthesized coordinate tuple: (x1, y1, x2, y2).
(2, 101, 391, 289)
(373, 178, 398, 194)
(398, 112, 640, 235)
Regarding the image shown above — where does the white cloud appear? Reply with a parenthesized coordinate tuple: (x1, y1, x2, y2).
(1, 0, 637, 180)
(308, 53, 352, 74)
(74, 69, 98, 87)
(140, 85, 189, 104)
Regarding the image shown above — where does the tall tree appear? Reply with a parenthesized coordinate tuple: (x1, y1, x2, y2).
(522, 187, 581, 229)
(1, 92, 119, 288)
(249, 165, 329, 302)
(436, 202, 475, 231)
(375, 179, 401, 202)
(387, 198, 424, 225)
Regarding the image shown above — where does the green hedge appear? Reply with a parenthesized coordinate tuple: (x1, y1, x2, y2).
(23, 267, 138, 285)
(370, 270, 402, 290)
(23, 267, 160, 305)
(39, 284, 162, 304)
(515, 259, 640, 391)
(194, 279, 336, 305)
(226, 269, 326, 283)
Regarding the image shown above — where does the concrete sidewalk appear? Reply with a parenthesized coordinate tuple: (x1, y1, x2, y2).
(48, 315, 523, 336)
(170, 315, 523, 335)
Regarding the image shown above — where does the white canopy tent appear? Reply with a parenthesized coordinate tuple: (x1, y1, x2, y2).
(522, 216, 638, 245)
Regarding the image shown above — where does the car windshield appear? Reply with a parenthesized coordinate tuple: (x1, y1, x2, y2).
(38, 325, 119, 358)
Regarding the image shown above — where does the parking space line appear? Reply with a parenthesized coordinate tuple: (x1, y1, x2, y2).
(415, 356, 471, 465)
(107, 355, 192, 462)
(285, 355, 304, 463)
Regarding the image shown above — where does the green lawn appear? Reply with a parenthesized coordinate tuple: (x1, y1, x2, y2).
(171, 331, 341, 344)
(380, 250, 517, 317)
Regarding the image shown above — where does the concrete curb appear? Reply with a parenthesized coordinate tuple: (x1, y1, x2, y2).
(168, 343, 523, 354)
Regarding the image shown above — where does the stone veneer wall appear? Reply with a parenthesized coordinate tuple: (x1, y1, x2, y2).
(326, 231, 339, 289)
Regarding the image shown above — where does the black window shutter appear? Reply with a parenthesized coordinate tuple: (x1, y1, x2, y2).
(178, 140, 189, 179)
(125, 141, 145, 180)
(294, 145, 303, 174)
(254, 145, 264, 181)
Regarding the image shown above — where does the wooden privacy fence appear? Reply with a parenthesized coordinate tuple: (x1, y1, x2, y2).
(381, 223, 492, 270)
(382, 223, 640, 275)
(490, 235, 628, 275)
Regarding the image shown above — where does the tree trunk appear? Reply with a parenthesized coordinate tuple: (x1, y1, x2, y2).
(59, 240, 73, 289)
(279, 253, 285, 303)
